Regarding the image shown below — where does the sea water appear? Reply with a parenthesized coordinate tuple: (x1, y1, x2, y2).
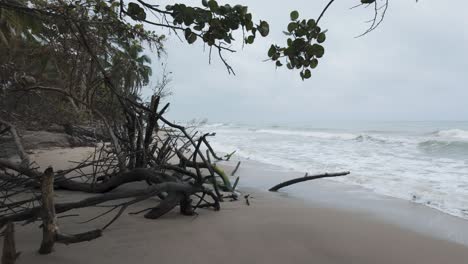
(200, 121, 468, 220)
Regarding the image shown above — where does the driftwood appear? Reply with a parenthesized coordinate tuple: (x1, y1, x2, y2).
(1, 223, 19, 264)
(269, 171, 350, 192)
(56, 230, 102, 245)
(0, 182, 201, 226)
(231, 161, 241, 176)
(0, 88, 237, 255)
(38, 167, 57, 254)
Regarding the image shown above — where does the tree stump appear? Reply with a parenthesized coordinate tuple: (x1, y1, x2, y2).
(2, 222, 19, 264)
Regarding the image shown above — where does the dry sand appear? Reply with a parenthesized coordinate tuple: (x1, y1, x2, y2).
(5, 147, 468, 264)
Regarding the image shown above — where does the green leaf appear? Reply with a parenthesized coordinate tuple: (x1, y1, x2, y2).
(307, 19, 316, 28)
(303, 69, 311, 79)
(290, 10, 299, 21)
(312, 44, 325, 58)
(245, 35, 255, 44)
(127, 2, 146, 20)
(184, 28, 197, 44)
(287, 22, 297, 33)
(245, 19, 253, 30)
(208, 0, 218, 11)
(317, 32, 326, 43)
(202, 0, 208, 7)
(268, 45, 276, 57)
(305, 45, 314, 57)
(292, 38, 306, 49)
(276, 61, 283, 67)
(258, 21, 270, 37)
(295, 28, 306, 37)
(310, 58, 318, 69)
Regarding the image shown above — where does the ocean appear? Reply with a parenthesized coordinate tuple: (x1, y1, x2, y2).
(200, 121, 468, 220)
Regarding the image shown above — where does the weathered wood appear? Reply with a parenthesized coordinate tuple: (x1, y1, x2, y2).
(143, 95, 160, 153)
(179, 194, 194, 216)
(55, 168, 178, 193)
(0, 91, 238, 249)
(269, 171, 350, 192)
(56, 229, 102, 245)
(0, 182, 198, 226)
(38, 167, 57, 254)
(2, 222, 19, 264)
(231, 161, 241, 176)
(144, 192, 184, 219)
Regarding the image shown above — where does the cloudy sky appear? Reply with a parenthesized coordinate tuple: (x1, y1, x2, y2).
(142, 0, 468, 124)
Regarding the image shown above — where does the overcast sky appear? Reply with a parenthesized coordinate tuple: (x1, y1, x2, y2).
(142, 0, 468, 124)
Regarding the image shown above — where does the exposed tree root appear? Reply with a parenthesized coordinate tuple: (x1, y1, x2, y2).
(0, 92, 240, 256)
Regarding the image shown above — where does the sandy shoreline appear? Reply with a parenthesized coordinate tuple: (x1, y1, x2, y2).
(226, 158, 468, 247)
(5, 147, 468, 263)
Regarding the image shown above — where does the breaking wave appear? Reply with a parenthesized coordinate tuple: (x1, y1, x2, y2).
(201, 122, 468, 220)
(432, 129, 468, 141)
(255, 129, 358, 140)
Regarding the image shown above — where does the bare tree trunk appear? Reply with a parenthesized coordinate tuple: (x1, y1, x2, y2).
(1, 222, 19, 264)
(38, 167, 58, 254)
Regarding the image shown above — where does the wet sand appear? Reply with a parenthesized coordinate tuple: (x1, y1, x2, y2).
(6, 147, 468, 263)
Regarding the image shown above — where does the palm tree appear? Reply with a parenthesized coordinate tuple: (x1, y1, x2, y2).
(110, 41, 153, 96)
(0, 0, 46, 48)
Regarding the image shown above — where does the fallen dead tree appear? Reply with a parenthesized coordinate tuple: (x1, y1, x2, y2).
(0, 92, 235, 255)
(269, 171, 350, 192)
(0, 88, 352, 259)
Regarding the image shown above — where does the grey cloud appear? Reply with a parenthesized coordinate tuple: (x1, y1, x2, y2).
(142, 0, 468, 123)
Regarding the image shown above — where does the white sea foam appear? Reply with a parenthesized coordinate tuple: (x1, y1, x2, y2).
(256, 129, 357, 140)
(433, 129, 468, 141)
(202, 122, 468, 220)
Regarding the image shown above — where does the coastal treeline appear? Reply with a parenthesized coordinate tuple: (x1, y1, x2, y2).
(0, 0, 382, 261)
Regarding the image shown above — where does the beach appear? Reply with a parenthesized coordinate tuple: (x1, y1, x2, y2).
(3, 0, 467, 262)
(7, 147, 468, 264)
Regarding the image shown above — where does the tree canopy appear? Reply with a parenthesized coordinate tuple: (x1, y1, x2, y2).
(1, 0, 388, 86)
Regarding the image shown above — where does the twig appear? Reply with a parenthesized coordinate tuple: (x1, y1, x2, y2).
(231, 161, 241, 176)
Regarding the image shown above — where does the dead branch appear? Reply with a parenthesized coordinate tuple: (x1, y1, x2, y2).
(231, 161, 241, 176)
(0, 182, 200, 226)
(1, 223, 19, 264)
(38, 167, 57, 254)
(56, 229, 102, 245)
(1, 82, 235, 253)
(269, 171, 350, 192)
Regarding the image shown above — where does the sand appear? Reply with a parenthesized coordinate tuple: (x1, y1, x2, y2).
(5, 147, 468, 264)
